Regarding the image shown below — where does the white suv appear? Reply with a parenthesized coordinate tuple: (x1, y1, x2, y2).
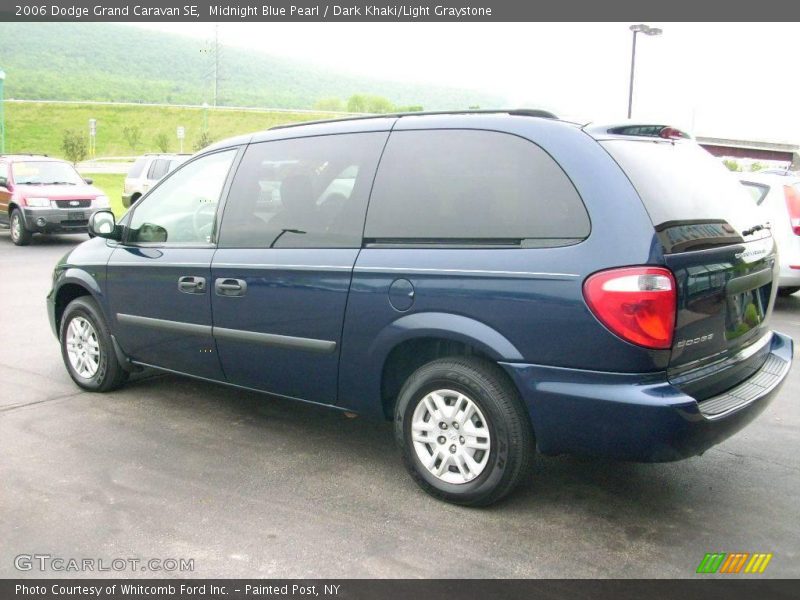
(740, 171, 800, 295)
(122, 154, 189, 208)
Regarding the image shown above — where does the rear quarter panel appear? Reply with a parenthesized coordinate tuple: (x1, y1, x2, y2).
(337, 117, 664, 417)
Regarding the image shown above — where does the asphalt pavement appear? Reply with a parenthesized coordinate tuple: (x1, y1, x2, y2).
(1, 231, 798, 578)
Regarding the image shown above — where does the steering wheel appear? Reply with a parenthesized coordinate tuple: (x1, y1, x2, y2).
(192, 201, 217, 239)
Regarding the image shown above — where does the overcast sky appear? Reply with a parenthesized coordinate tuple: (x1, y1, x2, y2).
(131, 22, 800, 144)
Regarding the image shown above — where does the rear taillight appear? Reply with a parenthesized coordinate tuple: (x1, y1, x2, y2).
(784, 185, 800, 235)
(583, 267, 676, 350)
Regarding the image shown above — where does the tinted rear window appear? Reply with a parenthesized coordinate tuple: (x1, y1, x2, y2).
(148, 159, 170, 181)
(601, 140, 756, 232)
(364, 129, 589, 244)
(218, 132, 388, 249)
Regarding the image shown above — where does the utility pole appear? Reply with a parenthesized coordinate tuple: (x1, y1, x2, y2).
(213, 24, 220, 107)
(201, 24, 222, 107)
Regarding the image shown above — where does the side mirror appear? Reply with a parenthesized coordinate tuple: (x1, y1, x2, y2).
(83, 177, 94, 185)
(88, 210, 120, 240)
(0, 176, 9, 189)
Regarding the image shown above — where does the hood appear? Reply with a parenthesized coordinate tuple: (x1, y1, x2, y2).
(16, 183, 104, 200)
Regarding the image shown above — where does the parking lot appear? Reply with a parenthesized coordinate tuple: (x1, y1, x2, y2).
(1, 232, 798, 578)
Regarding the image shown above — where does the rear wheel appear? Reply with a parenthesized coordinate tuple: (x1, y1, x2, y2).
(60, 296, 128, 392)
(394, 357, 535, 506)
(778, 286, 800, 297)
(10, 209, 32, 246)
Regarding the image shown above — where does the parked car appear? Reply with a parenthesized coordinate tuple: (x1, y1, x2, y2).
(47, 112, 793, 506)
(739, 171, 800, 296)
(0, 154, 110, 246)
(122, 153, 189, 208)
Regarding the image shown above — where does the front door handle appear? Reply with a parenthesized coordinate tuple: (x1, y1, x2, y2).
(178, 276, 206, 294)
(215, 278, 247, 297)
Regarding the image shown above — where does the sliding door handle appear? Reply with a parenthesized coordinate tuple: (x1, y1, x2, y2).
(215, 278, 247, 297)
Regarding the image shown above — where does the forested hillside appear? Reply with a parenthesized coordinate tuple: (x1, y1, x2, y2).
(0, 23, 501, 110)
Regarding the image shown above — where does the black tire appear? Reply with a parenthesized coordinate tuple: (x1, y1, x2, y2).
(394, 357, 535, 506)
(778, 286, 800, 297)
(59, 296, 128, 392)
(10, 209, 32, 246)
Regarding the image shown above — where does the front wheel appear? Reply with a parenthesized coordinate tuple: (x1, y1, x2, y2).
(394, 357, 535, 506)
(10, 209, 32, 246)
(60, 296, 128, 392)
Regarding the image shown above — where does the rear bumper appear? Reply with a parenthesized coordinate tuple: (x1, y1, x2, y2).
(500, 331, 793, 462)
(777, 264, 800, 288)
(22, 206, 95, 233)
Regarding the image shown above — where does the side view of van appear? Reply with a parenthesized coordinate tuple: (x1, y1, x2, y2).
(47, 111, 793, 505)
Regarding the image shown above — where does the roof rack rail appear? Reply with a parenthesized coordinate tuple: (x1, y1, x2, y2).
(269, 108, 559, 131)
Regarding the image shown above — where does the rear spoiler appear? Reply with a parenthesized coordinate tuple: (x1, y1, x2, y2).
(583, 123, 692, 141)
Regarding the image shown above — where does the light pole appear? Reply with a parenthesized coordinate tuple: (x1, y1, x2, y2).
(0, 69, 6, 154)
(627, 24, 662, 119)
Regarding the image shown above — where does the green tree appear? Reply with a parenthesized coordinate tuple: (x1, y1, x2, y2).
(193, 131, 215, 152)
(346, 94, 368, 113)
(61, 129, 87, 165)
(363, 95, 394, 114)
(749, 162, 765, 172)
(313, 97, 345, 112)
(122, 125, 142, 151)
(722, 158, 741, 172)
(154, 132, 170, 153)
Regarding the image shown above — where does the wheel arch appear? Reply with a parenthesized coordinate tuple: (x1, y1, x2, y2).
(373, 312, 524, 419)
(53, 273, 103, 334)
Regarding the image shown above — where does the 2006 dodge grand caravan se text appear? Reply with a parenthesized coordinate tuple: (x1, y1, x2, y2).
(48, 111, 794, 506)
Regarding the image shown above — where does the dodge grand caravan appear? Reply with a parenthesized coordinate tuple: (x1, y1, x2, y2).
(47, 111, 794, 506)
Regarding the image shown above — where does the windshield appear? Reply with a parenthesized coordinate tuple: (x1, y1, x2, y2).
(12, 161, 85, 186)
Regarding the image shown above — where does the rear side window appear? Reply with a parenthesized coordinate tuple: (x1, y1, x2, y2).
(364, 129, 589, 244)
(218, 132, 388, 249)
(147, 159, 170, 181)
(740, 181, 769, 205)
(127, 157, 147, 179)
(602, 140, 757, 231)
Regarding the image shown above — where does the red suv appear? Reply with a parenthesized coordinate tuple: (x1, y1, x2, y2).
(0, 155, 110, 246)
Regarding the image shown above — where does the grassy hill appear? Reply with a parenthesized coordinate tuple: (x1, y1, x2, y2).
(0, 22, 502, 110)
(4, 101, 333, 157)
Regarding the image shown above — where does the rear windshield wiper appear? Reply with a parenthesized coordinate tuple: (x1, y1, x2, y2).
(741, 222, 771, 237)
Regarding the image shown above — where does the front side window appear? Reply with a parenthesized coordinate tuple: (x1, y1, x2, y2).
(218, 132, 388, 249)
(364, 129, 589, 244)
(127, 149, 237, 245)
(0, 162, 8, 182)
(11, 161, 84, 186)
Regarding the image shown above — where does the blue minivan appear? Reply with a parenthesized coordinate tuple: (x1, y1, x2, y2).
(48, 111, 794, 505)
